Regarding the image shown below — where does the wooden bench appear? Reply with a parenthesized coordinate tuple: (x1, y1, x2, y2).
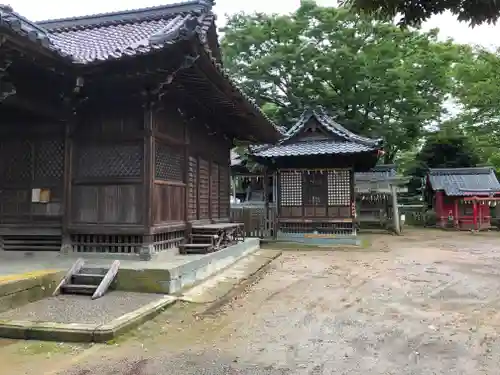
(179, 222, 245, 254)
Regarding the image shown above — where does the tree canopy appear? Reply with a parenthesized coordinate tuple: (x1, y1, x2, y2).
(405, 126, 481, 193)
(342, 0, 500, 26)
(221, 2, 465, 162)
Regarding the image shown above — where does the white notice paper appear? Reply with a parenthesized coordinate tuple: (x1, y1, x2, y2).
(31, 188, 41, 203)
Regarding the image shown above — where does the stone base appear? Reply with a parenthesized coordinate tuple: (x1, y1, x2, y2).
(276, 232, 361, 246)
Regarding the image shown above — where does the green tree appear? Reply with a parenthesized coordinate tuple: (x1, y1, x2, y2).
(221, 3, 464, 162)
(407, 126, 481, 193)
(452, 47, 500, 172)
(342, 0, 500, 26)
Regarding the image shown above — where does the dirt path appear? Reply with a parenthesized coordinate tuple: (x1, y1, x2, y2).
(4, 229, 500, 374)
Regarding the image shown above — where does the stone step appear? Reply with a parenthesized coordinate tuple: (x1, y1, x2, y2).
(71, 273, 104, 286)
(61, 284, 97, 295)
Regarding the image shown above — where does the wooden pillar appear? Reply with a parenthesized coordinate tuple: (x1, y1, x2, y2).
(350, 169, 356, 236)
(61, 121, 74, 253)
(473, 199, 478, 231)
(263, 168, 269, 237)
(435, 191, 444, 226)
(183, 117, 190, 239)
(196, 156, 200, 220)
(453, 198, 459, 229)
(391, 183, 401, 235)
(208, 160, 212, 221)
(140, 104, 154, 260)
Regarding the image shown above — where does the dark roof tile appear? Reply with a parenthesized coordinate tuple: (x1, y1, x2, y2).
(428, 167, 500, 196)
(1, 1, 213, 64)
(253, 140, 376, 158)
(252, 107, 382, 158)
(0, 4, 55, 51)
(285, 107, 382, 147)
(356, 164, 396, 181)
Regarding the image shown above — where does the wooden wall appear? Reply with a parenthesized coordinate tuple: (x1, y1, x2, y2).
(70, 106, 144, 229)
(0, 116, 65, 226)
(153, 105, 186, 225)
(0, 101, 233, 236)
(152, 104, 231, 226)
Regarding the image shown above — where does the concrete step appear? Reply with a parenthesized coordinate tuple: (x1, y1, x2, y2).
(71, 273, 104, 286)
(61, 284, 97, 295)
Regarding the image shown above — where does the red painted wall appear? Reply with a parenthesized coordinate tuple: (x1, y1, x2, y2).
(434, 191, 493, 229)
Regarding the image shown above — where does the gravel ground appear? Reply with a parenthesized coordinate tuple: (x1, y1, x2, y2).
(0, 292, 163, 325)
(4, 229, 500, 375)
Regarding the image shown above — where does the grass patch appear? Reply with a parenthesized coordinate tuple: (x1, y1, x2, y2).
(16, 341, 89, 356)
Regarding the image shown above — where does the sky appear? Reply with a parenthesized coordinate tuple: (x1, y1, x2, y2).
(6, 0, 500, 50)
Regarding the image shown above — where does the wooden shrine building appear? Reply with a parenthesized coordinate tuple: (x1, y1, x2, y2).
(355, 165, 408, 233)
(0, 2, 280, 257)
(250, 108, 383, 244)
(426, 167, 500, 230)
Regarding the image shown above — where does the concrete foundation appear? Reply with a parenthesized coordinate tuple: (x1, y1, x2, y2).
(0, 271, 64, 313)
(276, 232, 361, 246)
(0, 238, 260, 303)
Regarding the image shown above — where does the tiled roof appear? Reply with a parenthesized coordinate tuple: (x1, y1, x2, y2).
(231, 149, 242, 167)
(428, 167, 500, 196)
(0, 1, 213, 64)
(0, 1, 281, 142)
(252, 107, 382, 158)
(355, 165, 396, 181)
(0, 4, 54, 50)
(284, 107, 382, 146)
(252, 139, 377, 158)
(37, 1, 213, 64)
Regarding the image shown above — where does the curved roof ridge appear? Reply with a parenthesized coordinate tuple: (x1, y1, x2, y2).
(36, 0, 212, 31)
(429, 167, 494, 175)
(281, 107, 382, 147)
(313, 106, 382, 146)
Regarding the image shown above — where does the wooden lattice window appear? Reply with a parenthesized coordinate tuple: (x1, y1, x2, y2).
(187, 156, 198, 220)
(76, 143, 142, 178)
(198, 159, 210, 219)
(0, 140, 33, 182)
(280, 171, 302, 206)
(34, 139, 64, 180)
(328, 169, 351, 205)
(155, 142, 184, 181)
(211, 163, 219, 218)
(304, 172, 327, 205)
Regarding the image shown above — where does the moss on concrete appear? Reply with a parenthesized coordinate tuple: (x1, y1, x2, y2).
(115, 269, 171, 294)
(0, 271, 64, 313)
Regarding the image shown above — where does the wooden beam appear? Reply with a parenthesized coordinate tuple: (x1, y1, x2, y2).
(1, 95, 68, 119)
(92, 260, 120, 300)
(62, 121, 73, 244)
(143, 103, 154, 233)
(53, 258, 85, 296)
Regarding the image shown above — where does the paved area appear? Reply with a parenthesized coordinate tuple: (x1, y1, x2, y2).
(0, 251, 205, 278)
(2, 229, 500, 374)
(0, 292, 164, 325)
